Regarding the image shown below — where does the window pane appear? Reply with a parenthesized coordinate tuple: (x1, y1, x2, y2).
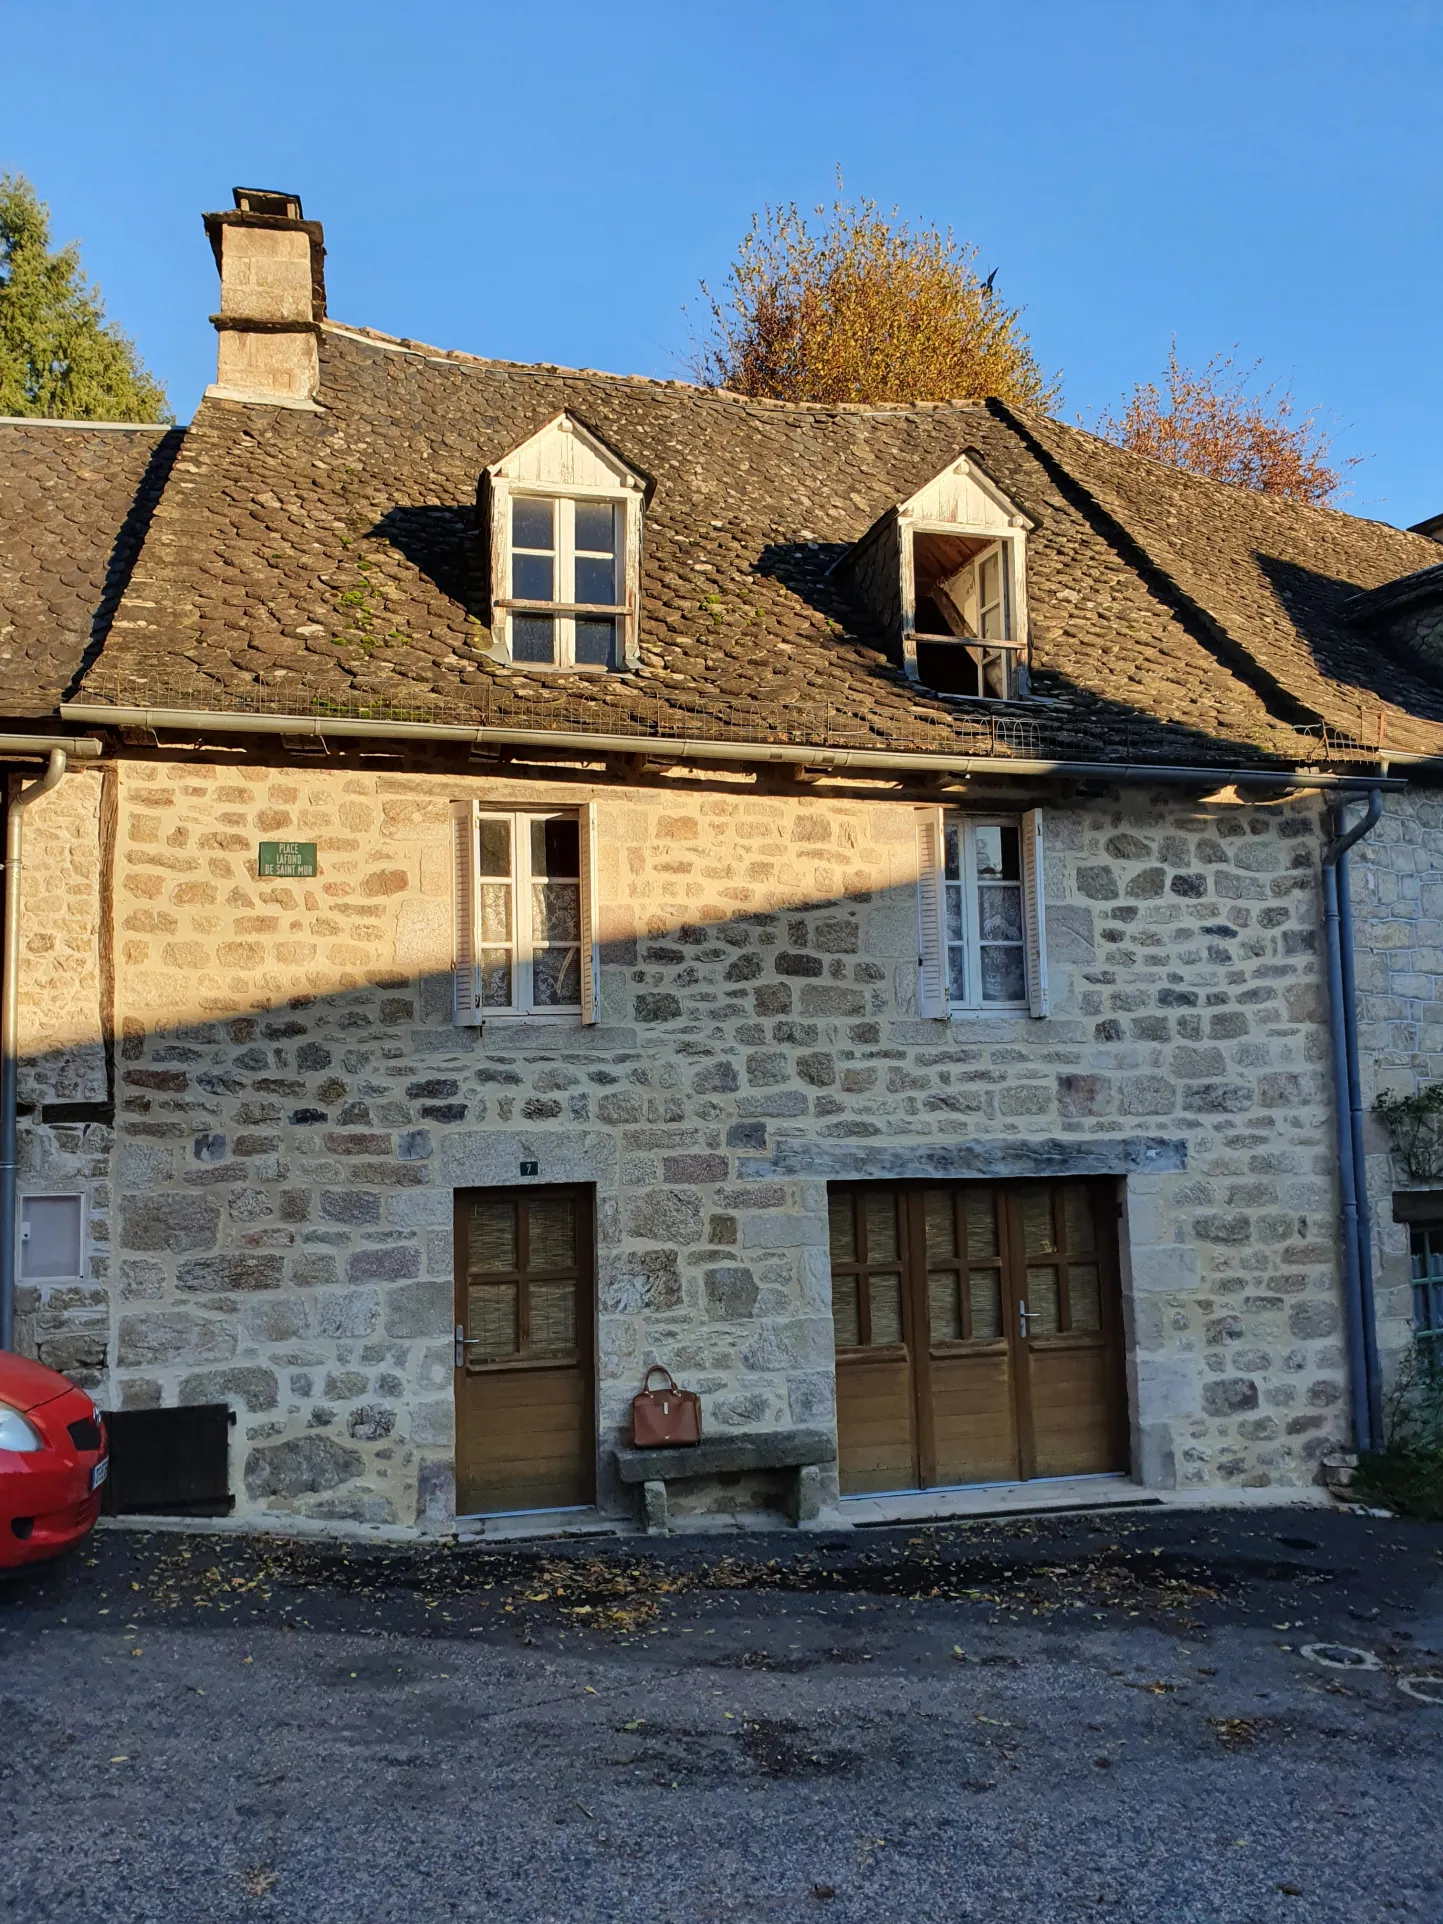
(946, 944, 967, 1004)
(1062, 1184, 1096, 1255)
(1020, 1190, 1057, 1257)
(980, 945, 1026, 1002)
(1068, 1264, 1102, 1332)
(575, 553, 616, 605)
(533, 943, 580, 1007)
(512, 615, 555, 664)
(513, 552, 554, 602)
(1025, 1267, 1060, 1335)
(864, 1190, 899, 1263)
(969, 1271, 1002, 1340)
(945, 881, 964, 942)
(480, 952, 513, 1006)
(868, 1272, 903, 1345)
(528, 1196, 576, 1270)
(531, 817, 579, 878)
(828, 1193, 856, 1266)
(944, 819, 962, 881)
(469, 1282, 518, 1358)
(469, 1200, 517, 1273)
(532, 880, 580, 944)
(513, 497, 554, 550)
(575, 500, 618, 554)
(981, 647, 1010, 696)
(963, 1189, 998, 1263)
(832, 1272, 861, 1349)
(478, 882, 512, 943)
(478, 817, 511, 878)
(574, 619, 616, 668)
(978, 884, 1022, 944)
(923, 1190, 956, 1262)
(529, 1281, 577, 1356)
(974, 825, 1020, 880)
(979, 552, 1000, 603)
(928, 1269, 961, 1342)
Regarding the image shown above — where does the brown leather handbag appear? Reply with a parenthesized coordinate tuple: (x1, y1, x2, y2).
(630, 1366, 702, 1448)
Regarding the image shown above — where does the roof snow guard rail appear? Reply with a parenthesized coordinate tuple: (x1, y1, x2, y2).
(60, 699, 1405, 792)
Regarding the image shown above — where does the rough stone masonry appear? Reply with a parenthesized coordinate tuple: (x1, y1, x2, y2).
(11, 757, 1354, 1529)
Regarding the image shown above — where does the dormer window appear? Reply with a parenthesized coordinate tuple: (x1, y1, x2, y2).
(485, 413, 645, 671)
(511, 495, 624, 667)
(910, 531, 1018, 698)
(841, 452, 1032, 701)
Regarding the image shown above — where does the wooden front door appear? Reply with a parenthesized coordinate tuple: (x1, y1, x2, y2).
(829, 1179, 1128, 1496)
(453, 1185, 595, 1515)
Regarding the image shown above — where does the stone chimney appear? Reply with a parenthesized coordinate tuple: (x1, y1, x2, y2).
(202, 188, 326, 408)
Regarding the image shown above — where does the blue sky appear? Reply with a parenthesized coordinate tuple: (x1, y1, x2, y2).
(5, 0, 1441, 524)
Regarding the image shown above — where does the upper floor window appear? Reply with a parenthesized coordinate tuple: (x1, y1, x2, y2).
(843, 453, 1032, 702)
(510, 494, 625, 669)
(910, 529, 1021, 699)
(452, 802, 599, 1023)
(916, 807, 1047, 1018)
(486, 413, 645, 671)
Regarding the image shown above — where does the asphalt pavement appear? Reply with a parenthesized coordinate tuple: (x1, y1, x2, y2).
(2, 1504, 1440, 1924)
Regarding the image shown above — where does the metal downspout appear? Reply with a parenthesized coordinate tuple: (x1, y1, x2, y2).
(1335, 789, 1386, 1449)
(1321, 787, 1384, 1453)
(0, 749, 68, 1352)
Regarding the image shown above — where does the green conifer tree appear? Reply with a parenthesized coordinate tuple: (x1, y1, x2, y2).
(0, 174, 171, 422)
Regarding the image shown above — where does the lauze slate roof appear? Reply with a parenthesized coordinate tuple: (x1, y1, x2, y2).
(0, 420, 181, 717)
(4, 321, 1443, 764)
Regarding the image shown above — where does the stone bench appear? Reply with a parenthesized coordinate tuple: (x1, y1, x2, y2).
(612, 1428, 834, 1535)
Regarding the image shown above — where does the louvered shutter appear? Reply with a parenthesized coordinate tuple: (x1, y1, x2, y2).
(1021, 806, 1049, 1018)
(916, 807, 948, 1018)
(579, 801, 600, 1025)
(451, 800, 483, 1026)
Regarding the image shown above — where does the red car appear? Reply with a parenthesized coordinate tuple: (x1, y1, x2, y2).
(0, 1350, 108, 1570)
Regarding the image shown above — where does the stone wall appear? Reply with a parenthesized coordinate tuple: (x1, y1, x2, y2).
(11, 765, 111, 1388)
(1348, 786, 1443, 1366)
(13, 757, 1353, 1523)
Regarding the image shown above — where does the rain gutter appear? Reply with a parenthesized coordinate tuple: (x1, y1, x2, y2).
(59, 704, 1403, 791)
(1321, 787, 1385, 1454)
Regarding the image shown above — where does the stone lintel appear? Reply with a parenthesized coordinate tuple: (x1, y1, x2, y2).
(743, 1135, 1188, 1183)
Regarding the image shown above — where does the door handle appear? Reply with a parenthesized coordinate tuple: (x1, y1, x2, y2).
(454, 1322, 485, 1369)
(1018, 1301, 1036, 1339)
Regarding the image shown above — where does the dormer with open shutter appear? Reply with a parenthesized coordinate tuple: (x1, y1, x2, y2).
(844, 452, 1032, 699)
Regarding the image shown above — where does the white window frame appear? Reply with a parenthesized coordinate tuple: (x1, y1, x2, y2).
(900, 521, 1029, 698)
(452, 801, 599, 1024)
(502, 489, 634, 670)
(18, 1192, 86, 1283)
(916, 806, 1047, 1019)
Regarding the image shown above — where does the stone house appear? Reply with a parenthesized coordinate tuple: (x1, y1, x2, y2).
(4, 187, 1443, 1534)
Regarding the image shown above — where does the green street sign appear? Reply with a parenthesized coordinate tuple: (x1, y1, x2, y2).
(258, 840, 318, 878)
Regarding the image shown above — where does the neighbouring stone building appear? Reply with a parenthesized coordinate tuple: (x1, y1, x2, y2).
(4, 188, 1443, 1534)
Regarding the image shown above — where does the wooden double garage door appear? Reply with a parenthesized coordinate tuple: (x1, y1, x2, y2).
(830, 1179, 1129, 1495)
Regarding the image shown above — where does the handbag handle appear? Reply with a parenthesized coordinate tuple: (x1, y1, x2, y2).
(639, 1365, 679, 1393)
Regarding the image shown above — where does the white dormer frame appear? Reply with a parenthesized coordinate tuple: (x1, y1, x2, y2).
(486, 412, 646, 671)
(897, 454, 1033, 690)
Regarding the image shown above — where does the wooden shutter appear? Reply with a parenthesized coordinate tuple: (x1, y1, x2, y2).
(1021, 806, 1048, 1018)
(579, 801, 600, 1025)
(451, 800, 483, 1026)
(916, 807, 948, 1018)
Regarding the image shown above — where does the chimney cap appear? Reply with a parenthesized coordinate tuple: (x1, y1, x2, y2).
(232, 187, 305, 220)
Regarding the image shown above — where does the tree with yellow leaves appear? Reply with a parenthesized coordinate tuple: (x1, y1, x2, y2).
(692, 186, 1059, 410)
